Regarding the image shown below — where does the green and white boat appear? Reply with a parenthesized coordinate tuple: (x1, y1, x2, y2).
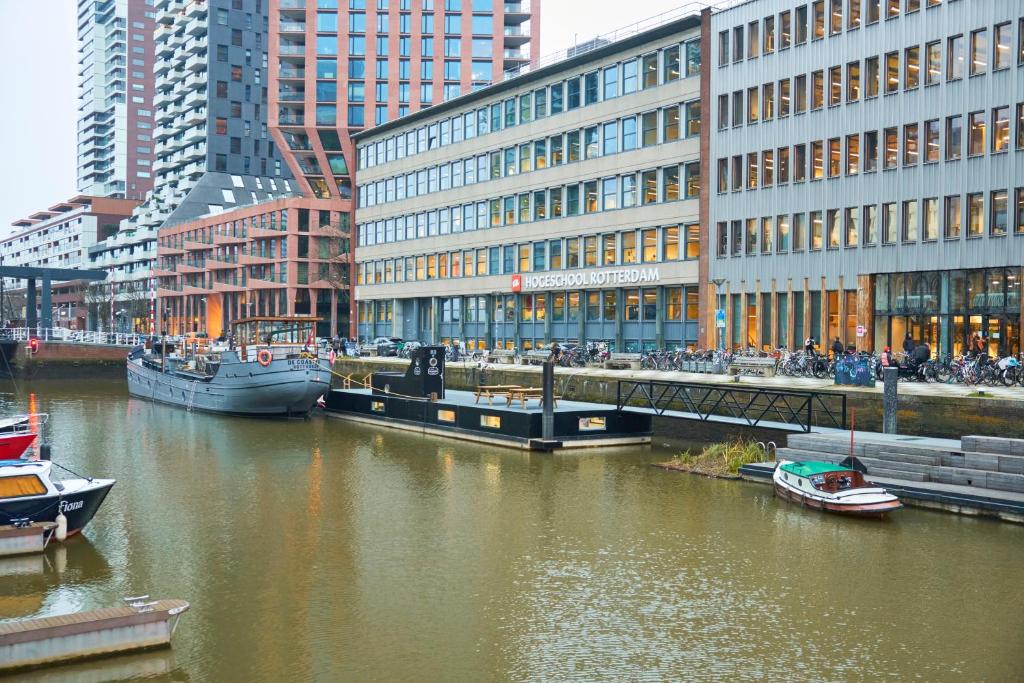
(773, 460, 902, 517)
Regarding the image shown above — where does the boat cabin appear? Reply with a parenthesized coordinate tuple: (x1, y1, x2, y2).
(231, 316, 320, 347)
(779, 461, 868, 492)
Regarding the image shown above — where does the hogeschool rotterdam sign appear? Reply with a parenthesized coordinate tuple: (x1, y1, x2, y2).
(511, 267, 661, 292)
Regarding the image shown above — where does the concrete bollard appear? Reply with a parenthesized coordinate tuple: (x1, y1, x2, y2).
(882, 367, 898, 434)
(542, 360, 554, 441)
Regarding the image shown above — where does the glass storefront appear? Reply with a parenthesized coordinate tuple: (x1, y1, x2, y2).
(874, 267, 1021, 356)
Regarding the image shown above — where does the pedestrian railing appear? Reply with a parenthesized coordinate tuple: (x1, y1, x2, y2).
(2, 327, 146, 348)
(615, 379, 847, 432)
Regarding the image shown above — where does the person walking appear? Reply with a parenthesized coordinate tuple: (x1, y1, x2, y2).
(831, 336, 844, 360)
(804, 336, 816, 355)
(902, 332, 915, 354)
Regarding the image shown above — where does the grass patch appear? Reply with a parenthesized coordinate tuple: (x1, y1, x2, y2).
(659, 440, 773, 479)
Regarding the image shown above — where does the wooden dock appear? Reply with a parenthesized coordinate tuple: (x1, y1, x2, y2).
(0, 522, 57, 558)
(0, 599, 189, 673)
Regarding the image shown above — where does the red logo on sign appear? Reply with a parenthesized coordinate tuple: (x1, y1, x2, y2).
(511, 274, 522, 292)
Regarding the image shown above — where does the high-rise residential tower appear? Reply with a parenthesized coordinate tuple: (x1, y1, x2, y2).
(77, 0, 157, 199)
(268, 0, 541, 335)
(90, 0, 297, 301)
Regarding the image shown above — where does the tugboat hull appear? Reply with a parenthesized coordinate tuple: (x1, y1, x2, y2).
(127, 352, 330, 417)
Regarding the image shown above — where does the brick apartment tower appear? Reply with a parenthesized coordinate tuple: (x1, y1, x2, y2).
(268, 0, 541, 336)
(77, 0, 157, 200)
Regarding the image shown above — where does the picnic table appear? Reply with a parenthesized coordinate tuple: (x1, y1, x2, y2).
(474, 385, 522, 405)
(505, 387, 560, 409)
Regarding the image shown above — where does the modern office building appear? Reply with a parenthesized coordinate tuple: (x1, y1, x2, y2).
(3, 196, 140, 330)
(708, 0, 1023, 356)
(77, 0, 157, 199)
(153, 196, 350, 336)
(90, 0, 295, 302)
(269, 0, 542, 336)
(352, 13, 704, 351)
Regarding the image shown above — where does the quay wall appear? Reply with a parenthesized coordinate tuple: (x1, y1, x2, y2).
(8, 343, 126, 379)
(330, 358, 1024, 442)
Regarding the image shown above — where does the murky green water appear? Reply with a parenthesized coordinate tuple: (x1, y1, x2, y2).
(1, 378, 1022, 681)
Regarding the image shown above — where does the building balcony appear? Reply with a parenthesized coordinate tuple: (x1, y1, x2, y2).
(151, 267, 179, 278)
(177, 262, 205, 273)
(213, 232, 247, 245)
(279, 0, 306, 12)
(184, 53, 205, 72)
(277, 90, 305, 102)
(248, 272, 288, 288)
(157, 287, 185, 297)
(503, 27, 531, 47)
(212, 281, 247, 293)
(205, 256, 238, 270)
(239, 253, 272, 265)
(182, 283, 212, 294)
(183, 239, 212, 251)
(278, 44, 306, 58)
(277, 113, 305, 126)
(183, 89, 206, 108)
(278, 67, 305, 80)
(185, 0, 206, 20)
(279, 21, 306, 34)
(185, 15, 206, 37)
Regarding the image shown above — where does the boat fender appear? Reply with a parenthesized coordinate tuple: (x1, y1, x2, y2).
(257, 349, 273, 367)
(56, 511, 68, 542)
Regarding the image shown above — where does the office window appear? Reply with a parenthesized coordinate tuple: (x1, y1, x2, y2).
(828, 66, 841, 106)
(810, 211, 823, 250)
(883, 127, 897, 169)
(866, 0, 880, 23)
(793, 213, 806, 251)
(746, 219, 757, 254)
(732, 91, 743, 126)
(731, 220, 743, 255)
(864, 130, 878, 172)
(864, 204, 878, 244)
(779, 78, 791, 116)
(991, 190, 1008, 236)
(717, 158, 728, 193)
(718, 30, 730, 66)
(642, 111, 658, 146)
(748, 86, 759, 122)
(903, 123, 918, 166)
(642, 52, 658, 87)
(717, 222, 728, 257)
(780, 10, 792, 49)
(846, 61, 860, 101)
(947, 35, 964, 80)
(886, 0, 899, 18)
(795, 74, 807, 113)
(764, 16, 775, 53)
(718, 94, 729, 130)
(902, 200, 918, 242)
(993, 106, 1009, 153)
(844, 207, 858, 247)
(778, 146, 790, 183)
(733, 26, 744, 61)
(747, 153, 758, 188)
(994, 22, 1011, 70)
(946, 115, 962, 160)
(663, 106, 680, 141)
(795, 5, 808, 44)
(794, 143, 807, 182)
(968, 111, 986, 156)
(970, 29, 987, 75)
(763, 149, 774, 186)
(829, 0, 842, 34)
(1016, 189, 1024, 234)
(846, 134, 859, 175)
(848, 0, 861, 28)
(811, 70, 823, 109)
(826, 209, 840, 248)
(905, 46, 919, 88)
(812, 140, 824, 179)
(603, 121, 618, 155)
(924, 119, 940, 162)
(777, 214, 790, 252)
(664, 46, 680, 82)
(1018, 104, 1024, 150)
(944, 195, 961, 239)
(828, 138, 841, 177)
(763, 82, 774, 119)
(812, 0, 825, 39)
(923, 198, 939, 241)
(761, 217, 773, 253)
(882, 202, 896, 243)
(865, 56, 879, 97)
(748, 21, 760, 58)
(967, 192, 984, 236)
(925, 41, 941, 85)
(603, 65, 618, 100)
(885, 52, 899, 93)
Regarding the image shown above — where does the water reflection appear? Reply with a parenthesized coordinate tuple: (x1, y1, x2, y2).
(0, 379, 1020, 681)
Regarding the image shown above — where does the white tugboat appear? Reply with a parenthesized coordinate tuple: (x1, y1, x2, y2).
(127, 316, 331, 417)
(773, 460, 902, 518)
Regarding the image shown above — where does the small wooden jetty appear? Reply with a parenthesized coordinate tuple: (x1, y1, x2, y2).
(0, 522, 56, 558)
(0, 598, 189, 673)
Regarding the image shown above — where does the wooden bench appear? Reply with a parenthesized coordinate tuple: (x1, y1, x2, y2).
(474, 385, 522, 405)
(486, 349, 516, 364)
(604, 352, 642, 370)
(727, 356, 777, 377)
(505, 387, 561, 409)
(521, 349, 552, 365)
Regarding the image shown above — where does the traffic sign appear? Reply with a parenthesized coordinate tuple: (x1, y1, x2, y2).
(715, 309, 726, 328)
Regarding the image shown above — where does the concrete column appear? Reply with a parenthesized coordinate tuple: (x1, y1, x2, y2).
(802, 278, 812, 342)
(41, 276, 53, 331)
(837, 275, 847, 348)
(740, 289, 748, 350)
(819, 276, 828, 345)
(882, 367, 898, 434)
(614, 287, 624, 351)
(724, 282, 733, 349)
(786, 278, 794, 349)
(770, 281, 778, 350)
(655, 286, 665, 349)
(753, 279, 762, 350)
(430, 296, 439, 344)
(484, 294, 495, 350)
(542, 294, 552, 344)
(576, 290, 585, 345)
(26, 278, 37, 331)
(938, 271, 950, 356)
(857, 274, 874, 352)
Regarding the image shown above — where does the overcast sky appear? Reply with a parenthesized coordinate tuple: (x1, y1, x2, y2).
(0, 0, 687, 235)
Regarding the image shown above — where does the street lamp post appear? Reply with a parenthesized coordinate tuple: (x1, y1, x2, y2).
(712, 278, 726, 351)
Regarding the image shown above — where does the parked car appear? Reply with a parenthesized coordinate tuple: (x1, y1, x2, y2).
(370, 336, 403, 356)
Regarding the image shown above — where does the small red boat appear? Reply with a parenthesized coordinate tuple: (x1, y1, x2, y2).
(0, 431, 36, 459)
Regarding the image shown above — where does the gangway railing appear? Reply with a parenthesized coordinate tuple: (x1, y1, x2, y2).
(1, 327, 146, 348)
(615, 380, 847, 432)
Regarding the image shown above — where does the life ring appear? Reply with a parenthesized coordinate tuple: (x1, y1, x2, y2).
(257, 349, 273, 367)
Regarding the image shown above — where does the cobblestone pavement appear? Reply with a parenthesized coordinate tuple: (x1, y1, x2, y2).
(356, 355, 1024, 401)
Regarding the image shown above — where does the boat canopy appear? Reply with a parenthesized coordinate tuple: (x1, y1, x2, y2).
(230, 316, 320, 346)
(779, 461, 852, 478)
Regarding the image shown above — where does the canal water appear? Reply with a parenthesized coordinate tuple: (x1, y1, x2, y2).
(1, 378, 1022, 681)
